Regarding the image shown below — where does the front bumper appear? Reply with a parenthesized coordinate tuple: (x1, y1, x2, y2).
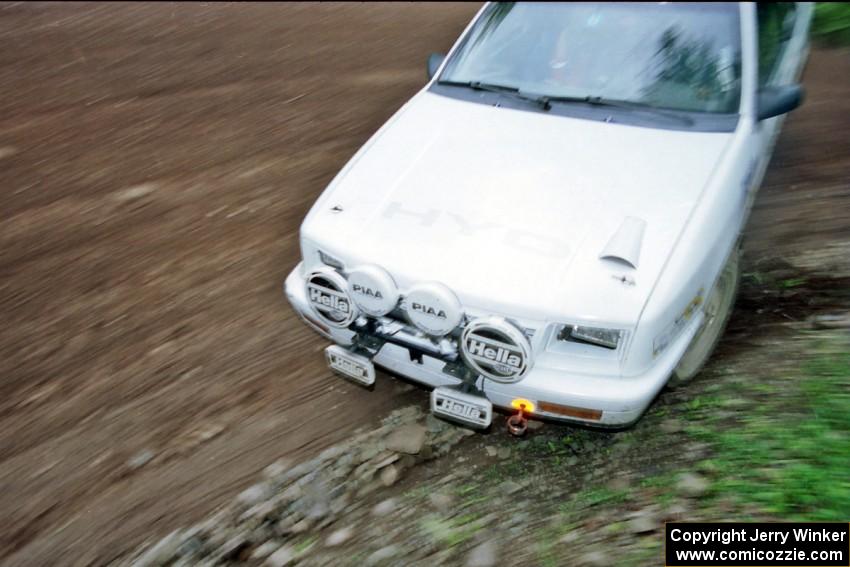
(284, 264, 701, 427)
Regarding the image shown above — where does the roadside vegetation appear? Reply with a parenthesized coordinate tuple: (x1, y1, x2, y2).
(813, 2, 850, 45)
(686, 338, 849, 521)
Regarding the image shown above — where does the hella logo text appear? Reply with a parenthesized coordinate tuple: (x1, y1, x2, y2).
(328, 353, 367, 378)
(308, 285, 350, 313)
(466, 338, 522, 369)
(443, 400, 483, 420)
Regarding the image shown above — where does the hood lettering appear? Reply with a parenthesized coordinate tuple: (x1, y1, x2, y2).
(382, 201, 569, 259)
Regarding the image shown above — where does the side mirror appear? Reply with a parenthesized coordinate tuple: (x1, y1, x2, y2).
(427, 53, 445, 80)
(757, 84, 804, 121)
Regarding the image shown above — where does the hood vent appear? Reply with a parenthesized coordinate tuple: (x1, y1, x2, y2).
(599, 216, 646, 269)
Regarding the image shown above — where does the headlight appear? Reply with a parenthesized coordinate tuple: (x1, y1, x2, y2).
(299, 237, 344, 271)
(558, 325, 623, 350)
(318, 250, 344, 270)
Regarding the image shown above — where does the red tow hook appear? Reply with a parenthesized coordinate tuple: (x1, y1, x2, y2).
(506, 404, 529, 437)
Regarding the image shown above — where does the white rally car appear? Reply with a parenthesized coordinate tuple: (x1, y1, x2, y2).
(285, 2, 811, 430)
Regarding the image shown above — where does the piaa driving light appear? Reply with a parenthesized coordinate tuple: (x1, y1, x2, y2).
(560, 325, 622, 349)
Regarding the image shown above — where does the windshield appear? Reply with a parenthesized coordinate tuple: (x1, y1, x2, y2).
(439, 2, 742, 114)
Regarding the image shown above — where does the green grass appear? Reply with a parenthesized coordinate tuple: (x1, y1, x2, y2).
(639, 474, 674, 490)
(813, 2, 850, 46)
(620, 539, 664, 567)
(293, 536, 316, 555)
(420, 512, 486, 547)
(781, 277, 807, 289)
(402, 484, 431, 501)
(533, 522, 578, 567)
(688, 343, 850, 520)
(564, 486, 630, 511)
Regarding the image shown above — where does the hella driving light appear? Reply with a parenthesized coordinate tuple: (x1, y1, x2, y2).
(560, 325, 622, 349)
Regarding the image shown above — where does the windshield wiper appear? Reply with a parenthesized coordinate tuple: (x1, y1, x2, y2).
(438, 82, 695, 126)
(536, 94, 695, 126)
(436, 80, 550, 109)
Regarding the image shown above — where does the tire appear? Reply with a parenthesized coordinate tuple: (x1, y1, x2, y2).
(668, 248, 740, 386)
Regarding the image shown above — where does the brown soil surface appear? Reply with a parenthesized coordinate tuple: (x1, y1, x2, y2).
(0, 4, 477, 566)
(0, 3, 846, 566)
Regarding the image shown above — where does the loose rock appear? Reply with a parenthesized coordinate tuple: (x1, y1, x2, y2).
(133, 530, 182, 566)
(428, 491, 453, 512)
(217, 534, 249, 561)
(606, 475, 630, 491)
(306, 499, 330, 521)
(811, 313, 850, 329)
(318, 445, 345, 462)
(113, 183, 157, 202)
(366, 545, 399, 566)
(484, 446, 498, 457)
(498, 480, 523, 495)
(281, 482, 303, 502)
(627, 511, 658, 534)
(265, 545, 295, 567)
(252, 541, 280, 559)
(684, 442, 710, 460)
(290, 518, 313, 534)
(126, 449, 155, 471)
(241, 500, 275, 523)
(677, 472, 709, 497)
(379, 465, 400, 487)
(237, 483, 270, 507)
(325, 526, 353, 547)
(660, 419, 684, 434)
(263, 459, 290, 480)
(371, 498, 397, 517)
(581, 550, 611, 566)
(384, 424, 427, 455)
(466, 539, 499, 567)
(372, 453, 400, 469)
(426, 414, 447, 433)
(665, 503, 690, 519)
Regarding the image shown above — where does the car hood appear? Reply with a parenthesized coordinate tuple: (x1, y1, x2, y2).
(302, 91, 733, 326)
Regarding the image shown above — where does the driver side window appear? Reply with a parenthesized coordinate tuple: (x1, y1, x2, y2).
(757, 2, 797, 86)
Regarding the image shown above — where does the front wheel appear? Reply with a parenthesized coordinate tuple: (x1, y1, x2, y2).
(669, 248, 740, 386)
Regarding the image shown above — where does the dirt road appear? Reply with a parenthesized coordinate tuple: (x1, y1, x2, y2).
(0, 3, 477, 565)
(0, 3, 847, 566)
